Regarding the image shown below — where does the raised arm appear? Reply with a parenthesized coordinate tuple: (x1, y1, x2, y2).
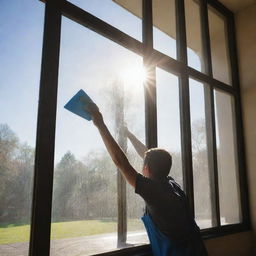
(86, 103, 137, 187)
(125, 127, 148, 159)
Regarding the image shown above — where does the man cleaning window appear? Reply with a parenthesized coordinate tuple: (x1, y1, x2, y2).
(65, 89, 208, 256)
(85, 101, 208, 256)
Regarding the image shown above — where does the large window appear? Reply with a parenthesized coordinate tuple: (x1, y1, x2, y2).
(1, 0, 249, 256)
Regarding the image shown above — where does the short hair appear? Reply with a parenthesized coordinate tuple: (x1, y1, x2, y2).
(143, 148, 172, 180)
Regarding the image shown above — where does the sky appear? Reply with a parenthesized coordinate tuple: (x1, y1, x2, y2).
(0, 0, 204, 163)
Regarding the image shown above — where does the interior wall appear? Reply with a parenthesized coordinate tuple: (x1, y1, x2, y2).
(205, 231, 253, 256)
(235, 3, 256, 252)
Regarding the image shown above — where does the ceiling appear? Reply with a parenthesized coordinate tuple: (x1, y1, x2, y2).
(113, 0, 256, 16)
(218, 0, 256, 13)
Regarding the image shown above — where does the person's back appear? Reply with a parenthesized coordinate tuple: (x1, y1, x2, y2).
(136, 173, 208, 255)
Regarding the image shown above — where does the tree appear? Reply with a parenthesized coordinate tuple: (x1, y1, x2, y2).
(52, 151, 80, 220)
(0, 124, 18, 222)
(12, 143, 34, 221)
(52, 150, 118, 221)
(0, 124, 34, 223)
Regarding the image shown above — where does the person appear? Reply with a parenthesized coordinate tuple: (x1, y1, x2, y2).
(86, 102, 208, 256)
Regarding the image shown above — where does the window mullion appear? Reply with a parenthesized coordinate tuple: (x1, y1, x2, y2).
(175, 0, 187, 65)
(29, 1, 62, 256)
(179, 74, 194, 217)
(143, 0, 157, 149)
(203, 85, 221, 228)
(176, 0, 194, 216)
(200, 0, 213, 77)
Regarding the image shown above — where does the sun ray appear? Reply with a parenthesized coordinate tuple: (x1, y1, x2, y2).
(119, 65, 148, 87)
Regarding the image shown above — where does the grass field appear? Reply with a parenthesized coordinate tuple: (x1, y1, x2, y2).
(0, 219, 144, 245)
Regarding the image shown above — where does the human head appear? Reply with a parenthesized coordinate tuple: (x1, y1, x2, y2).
(143, 148, 172, 180)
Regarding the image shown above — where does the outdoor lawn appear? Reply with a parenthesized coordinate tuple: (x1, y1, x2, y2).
(0, 219, 144, 244)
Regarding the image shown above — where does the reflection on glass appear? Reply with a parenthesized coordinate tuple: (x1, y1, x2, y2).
(214, 90, 241, 225)
(208, 6, 231, 85)
(189, 79, 214, 229)
(185, 0, 204, 72)
(0, 0, 44, 255)
(50, 17, 147, 256)
(156, 68, 182, 187)
(68, 0, 142, 41)
(153, 0, 177, 59)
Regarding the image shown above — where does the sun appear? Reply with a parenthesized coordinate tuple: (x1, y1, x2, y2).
(119, 66, 148, 86)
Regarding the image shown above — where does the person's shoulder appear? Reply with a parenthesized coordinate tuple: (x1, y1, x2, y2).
(135, 173, 159, 194)
(136, 173, 155, 185)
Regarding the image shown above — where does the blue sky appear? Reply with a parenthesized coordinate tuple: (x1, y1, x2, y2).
(0, 0, 44, 148)
(0, 0, 204, 163)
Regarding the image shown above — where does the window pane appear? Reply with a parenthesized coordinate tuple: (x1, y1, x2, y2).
(125, 83, 148, 245)
(68, 0, 142, 41)
(156, 68, 182, 187)
(50, 17, 147, 256)
(208, 6, 231, 85)
(214, 90, 241, 225)
(185, 0, 205, 72)
(126, 173, 149, 245)
(153, 0, 177, 59)
(189, 79, 215, 229)
(0, 0, 44, 255)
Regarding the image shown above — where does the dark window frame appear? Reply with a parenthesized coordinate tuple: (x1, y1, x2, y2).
(29, 0, 250, 255)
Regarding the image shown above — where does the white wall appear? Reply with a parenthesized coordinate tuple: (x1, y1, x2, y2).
(205, 231, 253, 256)
(235, 3, 256, 249)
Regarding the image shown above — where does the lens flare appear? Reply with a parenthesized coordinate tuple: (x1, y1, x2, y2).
(119, 66, 148, 86)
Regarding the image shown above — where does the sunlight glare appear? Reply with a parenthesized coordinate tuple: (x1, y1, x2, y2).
(119, 66, 148, 86)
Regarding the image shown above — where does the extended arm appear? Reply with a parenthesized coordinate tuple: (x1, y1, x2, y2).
(125, 128, 148, 159)
(86, 103, 137, 187)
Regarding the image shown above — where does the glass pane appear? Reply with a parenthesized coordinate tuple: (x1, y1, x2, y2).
(0, 0, 44, 255)
(156, 68, 183, 187)
(189, 79, 215, 229)
(50, 17, 147, 256)
(185, 0, 205, 72)
(125, 86, 148, 245)
(153, 0, 177, 59)
(208, 6, 231, 85)
(68, 0, 142, 41)
(214, 90, 241, 225)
